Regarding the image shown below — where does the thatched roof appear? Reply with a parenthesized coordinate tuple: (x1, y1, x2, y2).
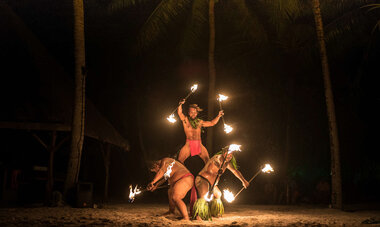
(0, 2, 129, 151)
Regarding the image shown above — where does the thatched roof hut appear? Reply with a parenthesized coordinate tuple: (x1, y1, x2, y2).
(0, 2, 129, 151)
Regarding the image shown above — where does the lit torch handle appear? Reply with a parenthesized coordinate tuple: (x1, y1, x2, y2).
(234, 168, 262, 198)
(142, 185, 168, 193)
(207, 147, 228, 199)
(169, 90, 196, 116)
(218, 101, 226, 125)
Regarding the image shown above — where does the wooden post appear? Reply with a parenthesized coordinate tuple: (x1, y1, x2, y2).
(46, 131, 57, 203)
(32, 132, 68, 205)
(102, 143, 111, 201)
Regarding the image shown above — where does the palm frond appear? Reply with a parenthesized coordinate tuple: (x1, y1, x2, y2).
(179, 0, 208, 56)
(262, 0, 306, 32)
(138, 0, 191, 50)
(230, 0, 268, 45)
(322, 0, 378, 43)
(108, 0, 154, 11)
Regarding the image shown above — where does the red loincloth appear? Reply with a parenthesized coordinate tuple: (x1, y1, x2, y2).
(187, 139, 201, 156)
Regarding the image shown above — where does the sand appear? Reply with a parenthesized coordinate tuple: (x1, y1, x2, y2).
(1, 203, 380, 226)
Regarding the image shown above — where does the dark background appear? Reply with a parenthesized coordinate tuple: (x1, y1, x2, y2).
(0, 0, 379, 206)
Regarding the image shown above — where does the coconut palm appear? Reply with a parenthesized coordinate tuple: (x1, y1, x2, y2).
(109, 0, 269, 153)
(64, 0, 87, 197)
(311, 0, 342, 209)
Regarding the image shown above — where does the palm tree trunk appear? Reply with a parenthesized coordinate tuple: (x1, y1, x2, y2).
(64, 0, 86, 197)
(311, 0, 342, 209)
(206, 0, 216, 154)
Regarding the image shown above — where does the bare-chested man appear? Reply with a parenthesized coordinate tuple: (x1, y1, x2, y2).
(192, 149, 249, 220)
(177, 99, 224, 165)
(147, 158, 197, 220)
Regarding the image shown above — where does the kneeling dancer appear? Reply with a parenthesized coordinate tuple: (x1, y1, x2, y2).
(147, 158, 197, 220)
(193, 148, 249, 220)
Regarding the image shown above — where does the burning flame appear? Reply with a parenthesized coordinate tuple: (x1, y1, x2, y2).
(218, 94, 228, 102)
(204, 192, 214, 202)
(191, 84, 198, 92)
(223, 189, 235, 203)
(224, 124, 233, 134)
(128, 185, 141, 203)
(164, 161, 175, 180)
(228, 144, 241, 154)
(167, 114, 176, 123)
(261, 164, 274, 173)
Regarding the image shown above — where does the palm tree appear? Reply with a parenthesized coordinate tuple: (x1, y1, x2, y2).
(64, 0, 87, 197)
(311, 0, 342, 209)
(206, 0, 216, 153)
(109, 0, 269, 153)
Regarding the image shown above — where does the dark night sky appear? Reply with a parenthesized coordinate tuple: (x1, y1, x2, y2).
(1, 0, 380, 204)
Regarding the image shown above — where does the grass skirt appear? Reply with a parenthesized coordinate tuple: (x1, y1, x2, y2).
(192, 198, 211, 220)
(210, 198, 224, 217)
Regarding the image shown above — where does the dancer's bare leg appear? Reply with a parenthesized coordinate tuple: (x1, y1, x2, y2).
(194, 176, 210, 221)
(171, 176, 193, 220)
(199, 144, 210, 164)
(214, 186, 221, 199)
(163, 187, 175, 215)
(178, 143, 190, 164)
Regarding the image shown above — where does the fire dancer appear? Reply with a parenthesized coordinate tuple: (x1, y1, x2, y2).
(177, 99, 224, 167)
(147, 158, 197, 220)
(192, 148, 249, 220)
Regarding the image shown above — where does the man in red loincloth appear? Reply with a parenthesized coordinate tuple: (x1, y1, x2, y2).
(177, 99, 223, 165)
(147, 158, 197, 220)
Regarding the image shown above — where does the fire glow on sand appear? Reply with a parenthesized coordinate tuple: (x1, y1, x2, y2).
(167, 84, 198, 123)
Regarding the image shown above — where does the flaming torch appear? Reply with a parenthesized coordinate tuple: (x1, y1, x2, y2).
(167, 84, 198, 123)
(224, 164, 274, 203)
(128, 184, 168, 203)
(205, 144, 242, 201)
(217, 94, 233, 134)
(228, 144, 241, 154)
(223, 189, 235, 203)
(128, 185, 142, 203)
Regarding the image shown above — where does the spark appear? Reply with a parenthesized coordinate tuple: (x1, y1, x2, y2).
(223, 189, 235, 203)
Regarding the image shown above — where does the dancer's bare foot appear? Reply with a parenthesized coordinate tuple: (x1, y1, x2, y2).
(195, 215, 203, 221)
(162, 210, 175, 216)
